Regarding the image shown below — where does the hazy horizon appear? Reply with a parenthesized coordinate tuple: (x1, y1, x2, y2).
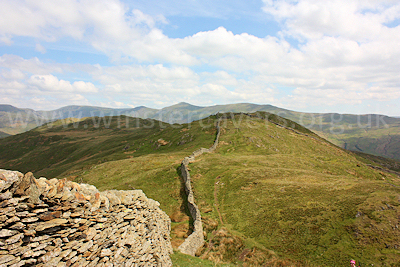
(1, 101, 400, 117)
(1, 0, 399, 116)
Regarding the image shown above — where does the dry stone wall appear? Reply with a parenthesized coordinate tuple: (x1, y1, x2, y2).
(0, 169, 173, 267)
(178, 119, 221, 256)
(178, 113, 312, 256)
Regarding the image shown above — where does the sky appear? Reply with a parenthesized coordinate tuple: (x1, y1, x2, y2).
(0, 0, 399, 116)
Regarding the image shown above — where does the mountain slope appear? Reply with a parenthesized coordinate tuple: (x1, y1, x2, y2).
(0, 115, 215, 179)
(39, 105, 158, 120)
(294, 113, 400, 161)
(0, 130, 10, 138)
(0, 114, 223, 261)
(1, 103, 399, 161)
(187, 113, 400, 266)
(73, 113, 400, 266)
(0, 105, 46, 135)
(2, 113, 397, 265)
(0, 104, 158, 135)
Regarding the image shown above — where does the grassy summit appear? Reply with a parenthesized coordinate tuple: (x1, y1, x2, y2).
(0, 113, 399, 266)
(188, 113, 400, 266)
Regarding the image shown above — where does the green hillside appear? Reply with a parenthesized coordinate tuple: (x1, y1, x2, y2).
(0, 105, 45, 135)
(0, 114, 222, 265)
(0, 115, 216, 179)
(293, 113, 400, 161)
(1, 112, 399, 266)
(1, 103, 399, 161)
(186, 114, 400, 266)
(0, 104, 157, 135)
(77, 113, 400, 266)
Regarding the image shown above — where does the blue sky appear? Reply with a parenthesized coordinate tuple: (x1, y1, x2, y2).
(0, 0, 399, 116)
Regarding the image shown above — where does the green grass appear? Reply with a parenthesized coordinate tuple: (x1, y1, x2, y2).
(303, 114, 400, 161)
(171, 251, 235, 266)
(2, 103, 400, 161)
(0, 115, 217, 178)
(76, 153, 185, 216)
(0, 115, 220, 258)
(187, 115, 400, 266)
(1, 113, 400, 266)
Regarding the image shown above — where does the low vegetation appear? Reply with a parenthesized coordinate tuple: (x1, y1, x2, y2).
(188, 114, 400, 266)
(2, 103, 400, 161)
(0, 115, 217, 178)
(1, 113, 399, 266)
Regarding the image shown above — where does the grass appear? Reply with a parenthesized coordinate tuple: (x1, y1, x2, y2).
(188, 115, 400, 266)
(303, 114, 400, 161)
(0, 115, 217, 178)
(1, 113, 399, 266)
(171, 250, 235, 266)
(2, 104, 400, 161)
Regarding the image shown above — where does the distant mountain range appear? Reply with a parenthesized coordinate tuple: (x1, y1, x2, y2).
(1, 103, 399, 160)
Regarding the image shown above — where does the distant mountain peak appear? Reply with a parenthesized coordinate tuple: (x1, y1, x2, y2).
(176, 102, 197, 107)
(162, 102, 202, 111)
(0, 104, 22, 112)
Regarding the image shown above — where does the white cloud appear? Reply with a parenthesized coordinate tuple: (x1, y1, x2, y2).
(0, 0, 196, 65)
(0, 54, 65, 74)
(262, 0, 400, 41)
(0, 0, 399, 115)
(0, 67, 94, 110)
(28, 74, 98, 93)
(283, 84, 400, 110)
(1, 69, 26, 80)
(35, 44, 47, 54)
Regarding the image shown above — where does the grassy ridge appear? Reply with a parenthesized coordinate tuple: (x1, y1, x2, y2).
(188, 115, 400, 266)
(0, 115, 217, 178)
(1, 113, 399, 265)
(2, 103, 400, 161)
(0, 115, 220, 264)
(352, 151, 400, 173)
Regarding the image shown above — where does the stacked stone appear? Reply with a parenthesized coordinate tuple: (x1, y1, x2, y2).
(0, 169, 172, 267)
(178, 119, 221, 256)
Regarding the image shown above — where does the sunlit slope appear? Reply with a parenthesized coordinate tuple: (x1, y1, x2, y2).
(0, 115, 217, 179)
(1, 112, 399, 266)
(287, 113, 400, 161)
(2, 102, 399, 161)
(0, 114, 224, 266)
(186, 114, 400, 266)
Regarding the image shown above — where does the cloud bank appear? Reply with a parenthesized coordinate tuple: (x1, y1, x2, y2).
(0, 0, 399, 115)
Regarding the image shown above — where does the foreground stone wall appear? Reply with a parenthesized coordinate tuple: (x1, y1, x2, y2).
(178, 119, 221, 256)
(0, 169, 172, 267)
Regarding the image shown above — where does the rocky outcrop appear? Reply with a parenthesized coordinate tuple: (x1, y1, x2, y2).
(178, 119, 221, 256)
(0, 169, 173, 267)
